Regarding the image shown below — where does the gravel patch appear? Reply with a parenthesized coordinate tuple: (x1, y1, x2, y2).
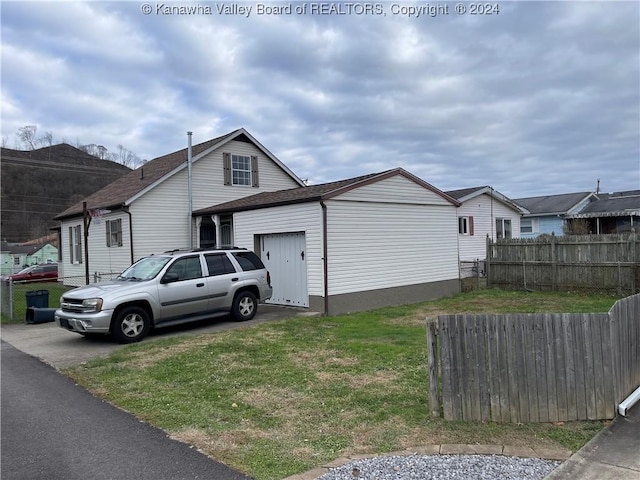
(317, 454, 561, 480)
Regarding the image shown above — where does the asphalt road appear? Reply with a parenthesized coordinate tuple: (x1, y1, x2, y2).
(1, 340, 253, 480)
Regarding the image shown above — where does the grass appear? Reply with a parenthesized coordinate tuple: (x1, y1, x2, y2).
(64, 289, 618, 480)
(1, 281, 72, 323)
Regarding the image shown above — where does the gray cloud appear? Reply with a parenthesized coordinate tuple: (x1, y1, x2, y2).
(1, 1, 638, 197)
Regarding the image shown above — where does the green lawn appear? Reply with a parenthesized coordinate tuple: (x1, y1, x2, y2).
(64, 289, 618, 480)
(1, 282, 72, 323)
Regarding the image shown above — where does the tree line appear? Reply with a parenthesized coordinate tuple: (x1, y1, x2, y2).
(3, 125, 143, 168)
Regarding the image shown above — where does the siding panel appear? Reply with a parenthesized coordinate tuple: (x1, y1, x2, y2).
(326, 200, 459, 295)
(457, 194, 523, 261)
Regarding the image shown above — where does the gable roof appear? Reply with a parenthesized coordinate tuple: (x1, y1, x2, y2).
(194, 168, 459, 216)
(446, 186, 529, 214)
(54, 128, 304, 220)
(569, 190, 640, 218)
(513, 192, 595, 217)
(4, 243, 50, 256)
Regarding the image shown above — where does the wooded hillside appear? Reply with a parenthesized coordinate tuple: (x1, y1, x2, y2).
(1, 144, 131, 242)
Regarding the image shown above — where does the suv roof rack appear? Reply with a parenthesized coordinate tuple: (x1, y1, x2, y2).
(192, 246, 247, 252)
(161, 246, 247, 255)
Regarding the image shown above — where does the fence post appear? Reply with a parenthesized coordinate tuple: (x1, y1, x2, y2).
(551, 232, 557, 290)
(631, 232, 637, 294)
(486, 234, 492, 288)
(426, 320, 441, 418)
(8, 279, 14, 321)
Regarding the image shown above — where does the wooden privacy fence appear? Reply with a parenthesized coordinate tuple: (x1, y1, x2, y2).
(487, 233, 640, 295)
(426, 294, 640, 423)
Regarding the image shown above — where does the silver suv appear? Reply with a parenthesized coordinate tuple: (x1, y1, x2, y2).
(55, 248, 272, 343)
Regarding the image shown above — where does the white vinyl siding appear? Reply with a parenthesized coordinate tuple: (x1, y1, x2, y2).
(336, 175, 453, 206)
(325, 199, 459, 296)
(233, 203, 324, 297)
(58, 138, 301, 285)
(456, 193, 522, 261)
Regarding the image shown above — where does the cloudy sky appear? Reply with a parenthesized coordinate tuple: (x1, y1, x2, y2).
(1, 0, 639, 198)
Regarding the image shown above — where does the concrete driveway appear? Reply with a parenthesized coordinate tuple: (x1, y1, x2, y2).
(0, 304, 318, 369)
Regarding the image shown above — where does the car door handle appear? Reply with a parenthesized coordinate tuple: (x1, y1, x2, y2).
(231, 277, 238, 282)
(196, 283, 205, 287)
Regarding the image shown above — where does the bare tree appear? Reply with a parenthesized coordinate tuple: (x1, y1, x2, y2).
(110, 144, 142, 168)
(41, 131, 53, 147)
(13, 126, 143, 167)
(17, 125, 38, 149)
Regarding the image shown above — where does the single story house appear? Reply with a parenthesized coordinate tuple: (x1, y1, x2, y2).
(54, 128, 305, 285)
(445, 186, 527, 262)
(194, 168, 462, 315)
(513, 192, 597, 237)
(0, 241, 58, 274)
(566, 190, 640, 234)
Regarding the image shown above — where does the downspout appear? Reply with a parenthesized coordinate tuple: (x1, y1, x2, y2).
(187, 131, 193, 250)
(321, 200, 329, 316)
(83, 201, 89, 284)
(123, 206, 134, 265)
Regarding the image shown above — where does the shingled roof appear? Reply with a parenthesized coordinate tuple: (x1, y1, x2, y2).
(446, 186, 529, 214)
(54, 130, 240, 220)
(513, 192, 595, 216)
(194, 168, 459, 215)
(54, 128, 303, 220)
(569, 190, 640, 217)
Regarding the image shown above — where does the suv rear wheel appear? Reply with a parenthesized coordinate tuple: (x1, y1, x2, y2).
(232, 291, 257, 321)
(111, 306, 150, 343)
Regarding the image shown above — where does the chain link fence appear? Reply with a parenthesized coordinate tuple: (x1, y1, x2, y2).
(1, 272, 121, 323)
(460, 259, 487, 292)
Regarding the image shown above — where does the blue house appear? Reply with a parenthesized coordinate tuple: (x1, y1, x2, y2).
(514, 192, 597, 237)
(566, 190, 640, 234)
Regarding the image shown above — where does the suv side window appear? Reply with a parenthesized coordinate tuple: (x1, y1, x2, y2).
(165, 256, 202, 281)
(232, 251, 265, 271)
(204, 253, 236, 276)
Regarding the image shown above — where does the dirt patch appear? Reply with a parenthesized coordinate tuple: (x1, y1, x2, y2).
(125, 337, 215, 368)
(290, 348, 360, 370)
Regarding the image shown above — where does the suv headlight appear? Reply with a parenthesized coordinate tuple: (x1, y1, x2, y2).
(82, 298, 103, 312)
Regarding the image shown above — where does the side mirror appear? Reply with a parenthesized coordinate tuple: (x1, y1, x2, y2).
(160, 272, 180, 284)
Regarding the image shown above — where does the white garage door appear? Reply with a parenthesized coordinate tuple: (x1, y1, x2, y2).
(260, 232, 308, 307)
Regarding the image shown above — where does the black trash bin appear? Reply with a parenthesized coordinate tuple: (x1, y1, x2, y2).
(25, 290, 49, 309)
(26, 307, 56, 324)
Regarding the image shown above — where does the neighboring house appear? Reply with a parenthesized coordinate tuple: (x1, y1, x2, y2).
(0, 242, 58, 274)
(566, 190, 640, 234)
(0, 241, 11, 276)
(445, 186, 527, 261)
(194, 168, 461, 316)
(513, 192, 597, 238)
(54, 128, 305, 286)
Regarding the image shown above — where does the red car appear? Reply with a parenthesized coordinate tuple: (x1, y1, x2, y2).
(3, 264, 58, 283)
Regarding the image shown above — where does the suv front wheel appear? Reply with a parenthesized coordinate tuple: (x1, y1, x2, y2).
(111, 306, 151, 343)
(232, 291, 257, 322)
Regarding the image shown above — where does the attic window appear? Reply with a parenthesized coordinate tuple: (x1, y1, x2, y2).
(232, 155, 251, 185)
(223, 153, 259, 187)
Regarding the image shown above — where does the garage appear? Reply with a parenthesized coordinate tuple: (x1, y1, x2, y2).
(194, 168, 461, 315)
(260, 232, 308, 307)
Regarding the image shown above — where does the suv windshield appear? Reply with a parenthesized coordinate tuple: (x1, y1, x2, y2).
(119, 256, 171, 281)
